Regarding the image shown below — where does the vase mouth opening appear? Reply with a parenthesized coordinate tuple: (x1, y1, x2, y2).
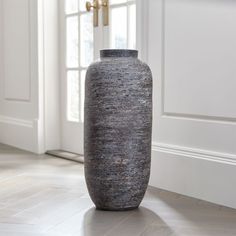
(100, 49, 138, 58)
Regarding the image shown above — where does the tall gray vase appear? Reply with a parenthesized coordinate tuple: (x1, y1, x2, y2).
(84, 49, 152, 211)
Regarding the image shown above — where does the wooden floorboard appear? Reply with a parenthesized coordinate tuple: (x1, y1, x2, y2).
(0, 143, 236, 235)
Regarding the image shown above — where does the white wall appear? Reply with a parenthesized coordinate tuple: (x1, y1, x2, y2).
(0, 0, 39, 152)
(148, 0, 236, 209)
(0, 0, 60, 153)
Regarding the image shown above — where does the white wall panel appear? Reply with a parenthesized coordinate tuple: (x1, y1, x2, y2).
(164, 0, 236, 119)
(148, 0, 236, 208)
(0, 0, 59, 153)
(149, 0, 236, 155)
(3, 0, 31, 101)
(0, 0, 42, 153)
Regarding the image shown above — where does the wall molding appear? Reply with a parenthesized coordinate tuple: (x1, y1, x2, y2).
(0, 115, 33, 128)
(3, 0, 32, 102)
(151, 142, 236, 209)
(162, 113, 236, 125)
(0, 115, 38, 153)
(152, 142, 236, 165)
(160, 0, 236, 124)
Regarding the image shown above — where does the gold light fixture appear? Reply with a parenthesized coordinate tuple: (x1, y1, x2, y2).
(86, 0, 109, 27)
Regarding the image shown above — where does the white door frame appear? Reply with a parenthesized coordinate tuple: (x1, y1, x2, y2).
(37, 0, 61, 154)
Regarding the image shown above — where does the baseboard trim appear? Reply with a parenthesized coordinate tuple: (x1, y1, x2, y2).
(152, 142, 236, 165)
(150, 142, 236, 209)
(0, 115, 37, 153)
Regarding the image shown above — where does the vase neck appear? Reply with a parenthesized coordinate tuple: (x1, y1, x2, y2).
(100, 49, 138, 59)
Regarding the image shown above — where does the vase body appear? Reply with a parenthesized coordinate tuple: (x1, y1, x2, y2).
(84, 49, 152, 211)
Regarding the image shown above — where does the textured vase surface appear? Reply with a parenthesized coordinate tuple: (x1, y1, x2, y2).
(84, 49, 153, 211)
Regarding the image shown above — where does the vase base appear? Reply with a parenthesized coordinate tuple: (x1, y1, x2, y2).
(96, 206, 139, 211)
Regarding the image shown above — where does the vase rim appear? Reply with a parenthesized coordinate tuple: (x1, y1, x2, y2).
(100, 49, 138, 58)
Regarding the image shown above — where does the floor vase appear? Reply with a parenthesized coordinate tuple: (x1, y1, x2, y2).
(84, 49, 153, 211)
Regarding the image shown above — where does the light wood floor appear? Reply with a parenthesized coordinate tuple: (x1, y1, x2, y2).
(0, 143, 236, 236)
